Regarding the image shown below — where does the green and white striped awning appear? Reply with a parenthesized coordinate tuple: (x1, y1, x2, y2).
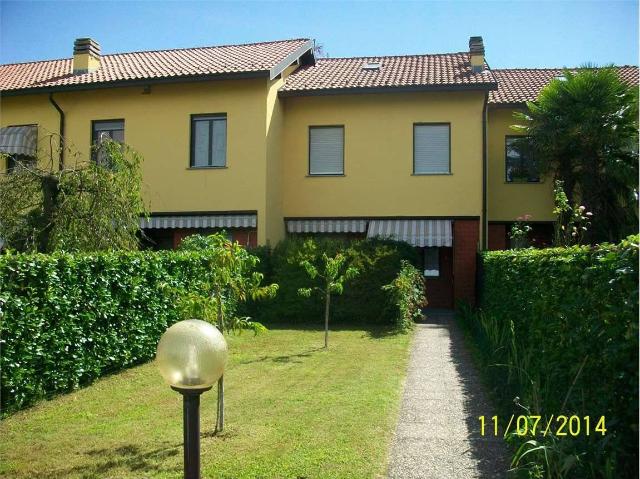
(286, 217, 453, 247)
(286, 219, 368, 234)
(140, 214, 256, 229)
(367, 219, 452, 247)
(0, 125, 38, 156)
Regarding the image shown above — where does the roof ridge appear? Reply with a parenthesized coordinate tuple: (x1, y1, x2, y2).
(104, 37, 311, 59)
(315, 51, 469, 61)
(0, 37, 310, 68)
(0, 57, 69, 68)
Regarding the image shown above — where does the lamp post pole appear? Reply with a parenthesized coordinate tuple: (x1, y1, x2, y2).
(173, 386, 211, 479)
(156, 320, 227, 479)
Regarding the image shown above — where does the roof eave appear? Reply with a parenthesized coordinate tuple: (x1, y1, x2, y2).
(278, 82, 499, 98)
(148, 209, 258, 217)
(269, 39, 315, 80)
(487, 101, 529, 109)
(0, 70, 271, 96)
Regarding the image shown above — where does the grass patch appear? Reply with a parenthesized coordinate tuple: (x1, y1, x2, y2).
(0, 325, 412, 478)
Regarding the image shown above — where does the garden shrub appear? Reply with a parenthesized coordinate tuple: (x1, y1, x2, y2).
(382, 261, 427, 330)
(243, 237, 421, 327)
(459, 236, 638, 478)
(0, 249, 222, 415)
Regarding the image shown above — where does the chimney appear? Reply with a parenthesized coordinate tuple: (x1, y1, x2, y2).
(469, 36, 485, 73)
(73, 38, 101, 74)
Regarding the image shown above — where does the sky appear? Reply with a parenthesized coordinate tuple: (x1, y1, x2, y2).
(1, 0, 638, 68)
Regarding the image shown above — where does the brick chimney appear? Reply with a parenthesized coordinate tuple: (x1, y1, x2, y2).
(469, 36, 485, 73)
(73, 38, 101, 74)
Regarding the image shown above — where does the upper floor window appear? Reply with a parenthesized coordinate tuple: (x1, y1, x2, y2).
(92, 120, 124, 145)
(92, 119, 124, 165)
(505, 136, 539, 183)
(190, 114, 227, 168)
(414, 123, 450, 174)
(309, 126, 344, 175)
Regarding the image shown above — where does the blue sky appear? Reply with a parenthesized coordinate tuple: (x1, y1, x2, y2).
(1, 1, 638, 68)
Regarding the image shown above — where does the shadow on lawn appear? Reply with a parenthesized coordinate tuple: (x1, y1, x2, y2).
(262, 321, 404, 340)
(237, 321, 405, 365)
(41, 442, 181, 478)
(239, 346, 325, 365)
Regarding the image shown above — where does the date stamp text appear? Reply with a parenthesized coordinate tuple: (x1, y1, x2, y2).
(478, 415, 607, 437)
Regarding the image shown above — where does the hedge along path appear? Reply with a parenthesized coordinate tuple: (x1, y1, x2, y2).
(387, 310, 508, 479)
(476, 238, 639, 477)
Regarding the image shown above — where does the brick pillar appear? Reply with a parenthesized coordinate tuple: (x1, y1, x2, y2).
(453, 219, 480, 306)
(488, 224, 508, 251)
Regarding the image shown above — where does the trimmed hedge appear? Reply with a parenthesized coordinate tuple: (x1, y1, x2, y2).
(1, 238, 424, 415)
(244, 237, 422, 327)
(461, 237, 638, 478)
(0, 250, 216, 415)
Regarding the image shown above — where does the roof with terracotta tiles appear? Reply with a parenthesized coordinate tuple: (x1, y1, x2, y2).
(0, 38, 312, 93)
(279, 53, 498, 95)
(490, 66, 639, 105)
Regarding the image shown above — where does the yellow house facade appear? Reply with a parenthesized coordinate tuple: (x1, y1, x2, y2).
(1, 37, 637, 306)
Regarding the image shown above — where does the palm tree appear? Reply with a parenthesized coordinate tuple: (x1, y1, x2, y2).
(513, 66, 638, 243)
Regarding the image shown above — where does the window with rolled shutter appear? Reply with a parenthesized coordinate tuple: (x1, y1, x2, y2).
(413, 124, 450, 174)
(309, 126, 344, 175)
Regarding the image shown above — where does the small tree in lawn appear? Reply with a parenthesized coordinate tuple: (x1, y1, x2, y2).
(177, 233, 278, 433)
(296, 240, 359, 349)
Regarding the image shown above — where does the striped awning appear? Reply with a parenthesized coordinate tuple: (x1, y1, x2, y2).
(140, 214, 256, 230)
(0, 125, 38, 156)
(286, 219, 368, 234)
(367, 219, 452, 247)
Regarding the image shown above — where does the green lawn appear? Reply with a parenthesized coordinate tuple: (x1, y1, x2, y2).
(0, 325, 412, 479)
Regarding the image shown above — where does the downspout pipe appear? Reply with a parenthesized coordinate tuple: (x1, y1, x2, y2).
(48, 93, 65, 170)
(481, 91, 488, 250)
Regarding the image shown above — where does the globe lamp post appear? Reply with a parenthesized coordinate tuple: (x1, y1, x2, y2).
(156, 319, 228, 479)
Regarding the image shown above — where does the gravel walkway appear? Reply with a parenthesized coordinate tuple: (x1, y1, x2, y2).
(387, 309, 508, 479)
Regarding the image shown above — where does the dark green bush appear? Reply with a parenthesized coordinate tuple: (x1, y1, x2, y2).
(460, 236, 638, 478)
(246, 245, 272, 279)
(0, 249, 217, 415)
(243, 237, 420, 326)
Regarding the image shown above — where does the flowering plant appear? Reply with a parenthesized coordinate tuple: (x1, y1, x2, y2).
(510, 214, 533, 249)
(553, 180, 592, 246)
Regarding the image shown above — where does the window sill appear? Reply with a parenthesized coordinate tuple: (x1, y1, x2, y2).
(187, 166, 228, 170)
(412, 172, 452, 176)
(306, 174, 345, 177)
(504, 180, 543, 184)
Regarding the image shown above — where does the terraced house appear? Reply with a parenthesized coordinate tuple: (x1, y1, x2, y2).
(0, 37, 637, 307)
